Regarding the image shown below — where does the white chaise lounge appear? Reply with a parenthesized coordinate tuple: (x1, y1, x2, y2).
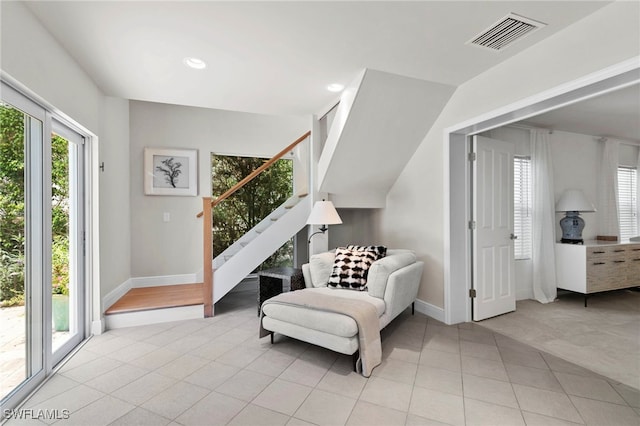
(260, 249, 424, 370)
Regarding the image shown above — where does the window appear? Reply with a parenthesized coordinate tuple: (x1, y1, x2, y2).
(514, 156, 532, 259)
(618, 166, 638, 240)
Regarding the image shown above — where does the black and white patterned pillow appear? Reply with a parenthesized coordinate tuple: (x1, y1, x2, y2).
(347, 245, 387, 259)
(327, 245, 387, 290)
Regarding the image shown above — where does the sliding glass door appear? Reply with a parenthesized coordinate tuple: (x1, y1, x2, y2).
(0, 82, 87, 413)
(0, 84, 46, 410)
(50, 120, 85, 366)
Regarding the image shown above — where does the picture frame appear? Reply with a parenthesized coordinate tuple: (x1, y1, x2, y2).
(144, 148, 198, 196)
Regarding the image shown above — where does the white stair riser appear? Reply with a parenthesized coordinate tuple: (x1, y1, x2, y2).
(105, 305, 204, 329)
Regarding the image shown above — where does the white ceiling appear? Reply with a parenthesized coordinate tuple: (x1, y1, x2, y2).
(24, 1, 611, 117)
(522, 84, 640, 143)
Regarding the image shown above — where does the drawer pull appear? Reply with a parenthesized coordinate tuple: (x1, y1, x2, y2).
(613, 260, 626, 263)
(634, 259, 640, 261)
(633, 248, 640, 251)
(592, 251, 606, 254)
(592, 262, 606, 265)
(613, 249, 625, 252)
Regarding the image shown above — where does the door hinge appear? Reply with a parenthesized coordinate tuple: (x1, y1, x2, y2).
(468, 221, 476, 230)
(468, 152, 476, 161)
(469, 288, 476, 298)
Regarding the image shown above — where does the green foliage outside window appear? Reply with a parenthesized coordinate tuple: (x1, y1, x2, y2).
(0, 105, 70, 305)
(211, 155, 293, 270)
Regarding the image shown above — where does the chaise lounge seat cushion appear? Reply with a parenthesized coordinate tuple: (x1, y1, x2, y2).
(261, 287, 386, 338)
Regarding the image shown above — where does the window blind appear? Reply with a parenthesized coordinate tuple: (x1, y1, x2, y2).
(514, 156, 532, 260)
(617, 166, 638, 240)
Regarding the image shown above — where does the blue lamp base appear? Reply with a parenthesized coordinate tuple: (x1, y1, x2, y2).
(560, 211, 585, 244)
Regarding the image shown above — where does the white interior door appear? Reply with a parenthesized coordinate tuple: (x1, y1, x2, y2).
(472, 136, 515, 321)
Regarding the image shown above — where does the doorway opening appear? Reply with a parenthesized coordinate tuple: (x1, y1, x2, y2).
(445, 63, 640, 325)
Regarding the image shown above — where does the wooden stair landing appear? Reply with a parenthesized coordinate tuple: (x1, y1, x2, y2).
(105, 283, 204, 315)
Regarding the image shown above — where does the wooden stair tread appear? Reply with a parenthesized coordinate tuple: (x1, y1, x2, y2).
(105, 283, 204, 315)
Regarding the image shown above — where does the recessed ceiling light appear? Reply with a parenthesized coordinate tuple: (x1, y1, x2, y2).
(183, 57, 206, 70)
(327, 83, 344, 92)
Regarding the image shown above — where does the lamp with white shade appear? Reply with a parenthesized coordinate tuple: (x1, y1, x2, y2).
(556, 189, 596, 244)
(307, 200, 342, 244)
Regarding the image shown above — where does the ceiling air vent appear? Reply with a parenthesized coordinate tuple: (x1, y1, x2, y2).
(468, 13, 546, 51)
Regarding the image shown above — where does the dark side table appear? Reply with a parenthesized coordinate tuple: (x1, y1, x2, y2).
(257, 267, 304, 315)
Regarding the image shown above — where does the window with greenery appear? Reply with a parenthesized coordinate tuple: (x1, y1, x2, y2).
(0, 105, 71, 306)
(618, 166, 638, 240)
(211, 155, 293, 269)
(0, 105, 26, 306)
(514, 156, 532, 260)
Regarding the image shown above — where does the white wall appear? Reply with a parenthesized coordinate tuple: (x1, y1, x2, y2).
(328, 209, 381, 249)
(379, 1, 640, 309)
(551, 131, 601, 240)
(129, 101, 308, 277)
(1, 2, 131, 310)
(100, 98, 131, 298)
(0, 2, 103, 133)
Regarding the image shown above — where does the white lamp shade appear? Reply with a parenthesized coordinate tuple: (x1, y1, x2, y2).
(556, 189, 597, 212)
(306, 201, 342, 225)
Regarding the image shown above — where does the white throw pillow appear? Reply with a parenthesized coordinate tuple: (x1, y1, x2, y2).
(309, 251, 335, 287)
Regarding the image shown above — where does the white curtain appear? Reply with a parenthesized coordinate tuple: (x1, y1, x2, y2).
(597, 139, 620, 238)
(530, 130, 557, 303)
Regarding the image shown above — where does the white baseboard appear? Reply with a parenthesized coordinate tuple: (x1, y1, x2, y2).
(102, 278, 133, 313)
(91, 319, 105, 335)
(414, 298, 445, 323)
(105, 305, 204, 329)
(130, 273, 198, 288)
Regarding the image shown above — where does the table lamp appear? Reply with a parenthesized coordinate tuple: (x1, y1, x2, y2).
(556, 189, 596, 244)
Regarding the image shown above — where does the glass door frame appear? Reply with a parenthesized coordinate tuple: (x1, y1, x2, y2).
(50, 119, 86, 367)
(1, 81, 47, 413)
(1, 81, 91, 415)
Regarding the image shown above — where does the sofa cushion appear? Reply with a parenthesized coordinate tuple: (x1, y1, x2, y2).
(261, 288, 385, 337)
(308, 251, 335, 287)
(367, 252, 417, 299)
(327, 246, 386, 290)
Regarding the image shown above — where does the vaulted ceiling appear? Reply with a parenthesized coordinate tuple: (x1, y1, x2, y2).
(24, 1, 611, 117)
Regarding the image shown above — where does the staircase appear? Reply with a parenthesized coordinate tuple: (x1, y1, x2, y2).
(212, 193, 310, 303)
(104, 132, 312, 328)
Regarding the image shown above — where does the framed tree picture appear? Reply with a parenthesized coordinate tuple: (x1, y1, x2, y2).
(144, 148, 198, 196)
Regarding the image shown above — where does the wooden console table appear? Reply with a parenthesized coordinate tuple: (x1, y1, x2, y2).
(556, 240, 640, 306)
(257, 267, 304, 315)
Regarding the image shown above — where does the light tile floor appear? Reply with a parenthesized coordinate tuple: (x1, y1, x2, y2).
(5, 289, 639, 426)
(478, 289, 640, 390)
